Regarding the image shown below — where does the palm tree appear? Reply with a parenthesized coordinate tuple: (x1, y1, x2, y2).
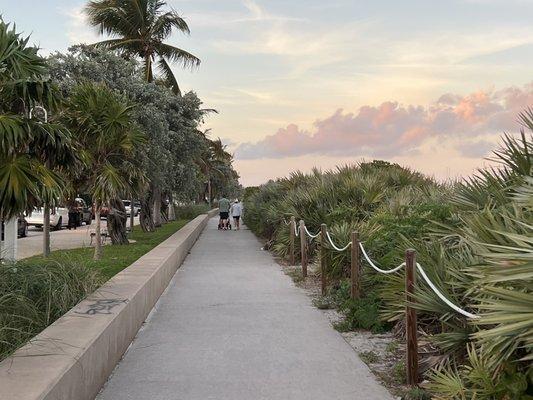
(195, 135, 235, 206)
(0, 19, 74, 256)
(63, 82, 145, 259)
(85, 0, 200, 95)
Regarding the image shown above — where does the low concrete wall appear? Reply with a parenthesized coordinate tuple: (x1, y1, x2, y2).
(0, 210, 218, 400)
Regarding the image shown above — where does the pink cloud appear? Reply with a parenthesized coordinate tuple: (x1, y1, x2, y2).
(236, 82, 533, 159)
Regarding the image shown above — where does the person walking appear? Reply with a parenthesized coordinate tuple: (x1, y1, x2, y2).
(230, 199, 243, 230)
(67, 199, 79, 230)
(218, 196, 231, 230)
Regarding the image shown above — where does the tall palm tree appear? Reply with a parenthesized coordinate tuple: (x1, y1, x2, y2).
(85, 0, 200, 95)
(0, 19, 74, 256)
(63, 82, 145, 259)
(195, 134, 234, 206)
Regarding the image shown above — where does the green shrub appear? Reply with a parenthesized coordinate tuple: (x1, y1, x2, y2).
(401, 387, 431, 400)
(341, 292, 390, 333)
(392, 360, 407, 384)
(0, 260, 102, 360)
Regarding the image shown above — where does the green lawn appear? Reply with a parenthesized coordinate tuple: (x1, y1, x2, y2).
(25, 220, 189, 280)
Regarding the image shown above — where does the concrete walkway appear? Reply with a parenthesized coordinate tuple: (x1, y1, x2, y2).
(97, 218, 393, 400)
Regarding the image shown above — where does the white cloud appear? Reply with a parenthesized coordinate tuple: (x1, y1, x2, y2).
(235, 82, 533, 160)
(184, 0, 302, 28)
(61, 6, 98, 45)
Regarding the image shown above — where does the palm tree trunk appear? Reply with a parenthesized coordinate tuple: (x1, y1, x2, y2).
(43, 202, 51, 257)
(43, 159, 51, 256)
(108, 198, 129, 245)
(160, 195, 169, 223)
(0, 211, 3, 256)
(168, 193, 175, 221)
(140, 190, 155, 232)
(207, 178, 212, 208)
(129, 195, 135, 232)
(153, 186, 162, 227)
(94, 201, 102, 260)
(145, 54, 153, 82)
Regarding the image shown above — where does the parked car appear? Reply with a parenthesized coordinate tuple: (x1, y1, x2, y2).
(1, 216, 28, 239)
(76, 198, 93, 225)
(123, 200, 140, 216)
(26, 207, 69, 230)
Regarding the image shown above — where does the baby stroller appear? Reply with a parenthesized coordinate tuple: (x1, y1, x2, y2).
(218, 218, 232, 230)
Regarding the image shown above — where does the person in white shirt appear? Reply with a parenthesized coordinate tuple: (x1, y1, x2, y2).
(230, 199, 243, 230)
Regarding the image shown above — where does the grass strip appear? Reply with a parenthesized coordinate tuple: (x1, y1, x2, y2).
(24, 219, 189, 280)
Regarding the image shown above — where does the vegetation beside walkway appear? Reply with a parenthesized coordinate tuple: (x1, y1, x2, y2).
(1, 218, 192, 362)
(24, 220, 189, 280)
(244, 123, 533, 398)
(0, 260, 101, 361)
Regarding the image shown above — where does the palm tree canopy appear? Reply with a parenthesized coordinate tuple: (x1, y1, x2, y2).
(85, 0, 200, 95)
(0, 19, 73, 219)
(62, 82, 146, 202)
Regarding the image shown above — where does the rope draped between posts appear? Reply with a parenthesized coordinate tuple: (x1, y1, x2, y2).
(304, 226, 320, 239)
(415, 263, 479, 319)
(325, 231, 352, 252)
(359, 242, 479, 319)
(287, 217, 479, 320)
(359, 242, 406, 274)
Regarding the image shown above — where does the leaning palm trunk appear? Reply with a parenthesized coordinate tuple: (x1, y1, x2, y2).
(93, 202, 102, 260)
(140, 191, 155, 232)
(107, 198, 129, 245)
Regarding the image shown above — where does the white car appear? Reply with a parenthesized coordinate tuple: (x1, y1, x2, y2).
(26, 207, 70, 230)
(123, 200, 140, 216)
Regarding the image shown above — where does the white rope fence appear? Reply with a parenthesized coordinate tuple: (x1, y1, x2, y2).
(304, 226, 320, 239)
(359, 242, 405, 274)
(415, 263, 479, 319)
(326, 231, 352, 252)
(288, 218, 479, 320)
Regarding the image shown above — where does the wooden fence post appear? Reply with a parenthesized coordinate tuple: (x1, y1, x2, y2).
(289, 216, 296, 265)
(320, 224, 327, 296)
(405, 249, 419, 386)
(350, 232, 360, 300)
(299, 220, 307, 277)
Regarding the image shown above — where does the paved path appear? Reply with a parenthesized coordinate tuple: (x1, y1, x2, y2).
(97, 218, 393, 400)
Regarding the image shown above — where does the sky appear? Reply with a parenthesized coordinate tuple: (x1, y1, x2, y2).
(1, 0, 533, 186)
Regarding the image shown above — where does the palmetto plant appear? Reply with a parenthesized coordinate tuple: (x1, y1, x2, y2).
(407, 128, 532, 397)
(85, 0, 200, 95)
(62, 83, 145, 259)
